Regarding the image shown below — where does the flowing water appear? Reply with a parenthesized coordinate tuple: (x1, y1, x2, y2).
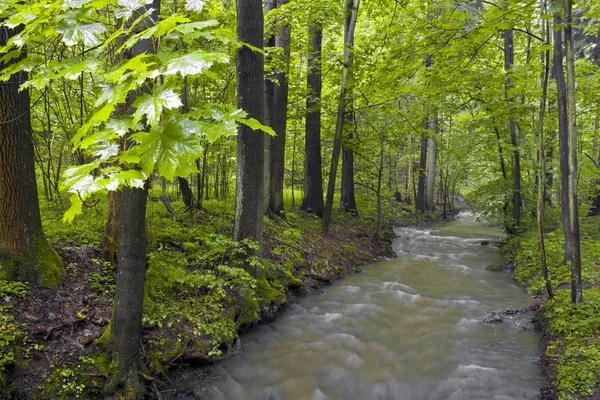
(170, 214, 544, 400)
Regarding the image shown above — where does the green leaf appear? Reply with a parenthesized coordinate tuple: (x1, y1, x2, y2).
(163, 50, 228, 77)
(57, 22, 107, 47)
(238, 117, 276, 136)
(185, 0, 207, 12)
(132, 86, 182, 126)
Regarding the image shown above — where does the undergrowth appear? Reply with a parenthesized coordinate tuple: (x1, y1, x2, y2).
(506, 215, 600, 399)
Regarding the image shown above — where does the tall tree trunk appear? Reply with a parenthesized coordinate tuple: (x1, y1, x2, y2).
(300, 26, 325, 217)
(263, 0, 276, 214)
(234, 0, 265, 266)
(426, 117, 437, 212)
(106, 0, 158, 395)
(339, 1, 358, 214)
(553, 12, 573, 263)
(323, 0, 359, 235)
(504, 29, 521, 232)
(537, 10, 553, 299)
(0, 24, 64, 287)
(268, 0, 291, 217)
(416, 131, 428, 213)
(564, 0, 582, 303)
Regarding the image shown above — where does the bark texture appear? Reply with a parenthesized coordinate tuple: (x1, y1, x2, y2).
(504, 29, 521, 232)
(564, 0, 582, 303)
(426, 118, 437, 212)
(416, 133, 428, 213)
(300, 26, 325, 217)
(178, 177, 194, 209)
(0, 24, 64, 287)
(268, 0, 291, 216)
(106, 1, 158, 395)
(553, 13, 573, 263)
(323, 0, 360, 235)
(234, 0, 265, 264)
(339, 1, 358, 214)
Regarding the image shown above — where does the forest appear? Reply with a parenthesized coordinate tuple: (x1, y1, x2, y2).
(0, 0, 599, 398)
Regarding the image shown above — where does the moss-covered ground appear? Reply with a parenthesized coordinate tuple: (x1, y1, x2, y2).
(503, 215, 600, 400)
(0, 193, 445, 399)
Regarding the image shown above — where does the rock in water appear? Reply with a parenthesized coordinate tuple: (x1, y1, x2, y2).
(485, 263, 503, 272)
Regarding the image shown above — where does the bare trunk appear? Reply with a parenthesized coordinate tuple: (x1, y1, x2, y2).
(106, 0, 158, 395)
(300, 26, 325, 217)
(426, 118, 437, 212)
(537, 10, 553, 299)
(0, 24, 64, 287)
(234, 0, 265, 266)
(553, 12, 573, 263)
(504, 29, 521, 232)
(564, 0, 582, 303)
(267, 0, 291, 216)
(416, 132, 428, 213)
(323, 0, 359, 235)
(178, 177, 194, 209)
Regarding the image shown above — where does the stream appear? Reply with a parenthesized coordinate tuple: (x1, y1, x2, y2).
(169, 214, 544, 400)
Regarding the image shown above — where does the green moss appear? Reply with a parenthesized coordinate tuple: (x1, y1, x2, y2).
(36, 239, 65, 288)
(283, 269, 304, 288)
(255, 277, 286, 306)
(0, 238, 64, 288)
(182, 242, 199, 254)
(94, 324, 113, 349)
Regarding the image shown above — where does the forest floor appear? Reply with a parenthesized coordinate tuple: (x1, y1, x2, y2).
(0, 195, 448, 399)
(502, 215, 600, 400)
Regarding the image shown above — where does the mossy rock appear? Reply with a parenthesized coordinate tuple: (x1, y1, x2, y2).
(486, 263, 503, 272)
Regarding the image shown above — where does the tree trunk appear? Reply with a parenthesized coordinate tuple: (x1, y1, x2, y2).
(340, 132, 358, 212)
(564, 0, 582, 303)
(426, 118, 437, 212)
(234, 0, 265, 266)
(0, 24, 64, 287)
(504, 29, 521, 233)
(339, 1, 358, 214)
(300, 26, 325, 217)
(178, 177, 194, 209)
(553, 12, 573, 263)
(268, 0, 291, 217)
(323, 0, 360, 235)
(102, 191, 121, 264)
(105, 1, 158, 395)
(416, 132, 428, 213)
(536, 11, 553, 299)
(263, 0, 276, 214)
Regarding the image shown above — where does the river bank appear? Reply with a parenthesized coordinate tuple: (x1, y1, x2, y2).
(0, 197, 448, 399)
(501, 215, 600, 400)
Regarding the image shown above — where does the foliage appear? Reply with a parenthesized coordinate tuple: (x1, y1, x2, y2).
(0, 281, 28, 388)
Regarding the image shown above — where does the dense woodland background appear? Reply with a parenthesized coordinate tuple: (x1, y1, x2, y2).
(1, 0, 600, 398)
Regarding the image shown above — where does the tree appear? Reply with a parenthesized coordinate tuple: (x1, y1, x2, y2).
(504, 28, 521, 232)
(234, 0, 266, 262)
(564, 0, 582, 303)
(0, 23, 64, 287)
(267, 0, 291, 217)
(105, 1, 158, 395)
(339, 0, 359, 214)
(300, 24, 325, 217)
(553, 10, 573, 262)
(323, 0, 360, 235)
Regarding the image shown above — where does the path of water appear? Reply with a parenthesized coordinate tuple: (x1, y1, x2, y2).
(170, 214, 544, 400)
